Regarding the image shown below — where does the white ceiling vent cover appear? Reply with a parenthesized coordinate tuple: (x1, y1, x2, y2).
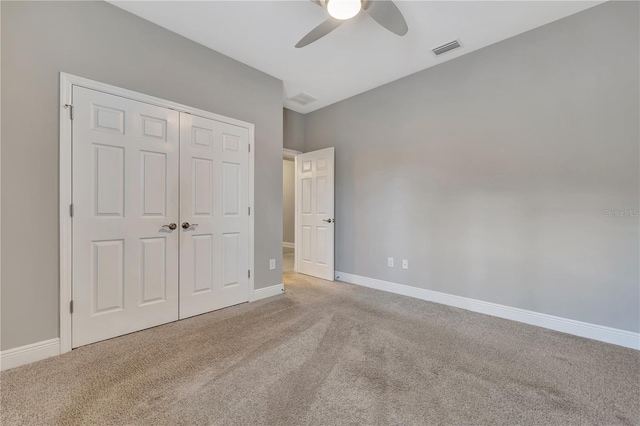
(432, 40, 461, 56)
(288, 92, 318, 106)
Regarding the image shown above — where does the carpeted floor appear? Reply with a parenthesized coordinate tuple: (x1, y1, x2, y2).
(1, 258, 639, 425)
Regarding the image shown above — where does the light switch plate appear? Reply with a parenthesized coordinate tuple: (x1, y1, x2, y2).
(402, 259, 409, 269)
(388, 257, 394, 267)
(269, 259, 276, 270)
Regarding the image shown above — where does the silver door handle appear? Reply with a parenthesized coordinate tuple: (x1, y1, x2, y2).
(182, 222, 199, 229)
(162, 223, 177, 230)
(323, 218, 334, 223)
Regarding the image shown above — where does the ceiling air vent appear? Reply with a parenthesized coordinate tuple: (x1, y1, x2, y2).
(432, 40, 461, 56)
(288, 92, 317, 106)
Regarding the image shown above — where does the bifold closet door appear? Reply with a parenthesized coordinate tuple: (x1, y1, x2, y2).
(179, 113, 250, 319)
(72, 87, 180, 348)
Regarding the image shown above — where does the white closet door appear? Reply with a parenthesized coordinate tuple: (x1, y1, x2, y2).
(296, 147, 335, 281)
(179, 113, 250, 319)
(72, 87, 179, 348)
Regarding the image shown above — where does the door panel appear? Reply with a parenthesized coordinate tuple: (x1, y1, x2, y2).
(92, 239, 124, 313)
(179, 113, 250, 319)
(296, 148, 335, 280)
(72, 87, 179, 348)
(141, 152, 168, 217)
(140, 237, 168, 304)
(193, 234, 214, 293)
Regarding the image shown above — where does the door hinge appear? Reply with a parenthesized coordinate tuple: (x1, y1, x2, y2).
(70, 204, 74, 217)
(65, 104, 74, 120)
(248, 144, 251, 153)
(70, 300, 74, 314)
(248, 270, 251, 278)
(248, 206, 251, 215)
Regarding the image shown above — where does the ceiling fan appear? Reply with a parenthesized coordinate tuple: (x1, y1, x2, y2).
(295, 0, 408, 48)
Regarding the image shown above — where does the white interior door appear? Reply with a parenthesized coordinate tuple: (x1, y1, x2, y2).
(296, 147, 335, 280)
(179, 113, 250, 319)
(72, 87, 179, 348)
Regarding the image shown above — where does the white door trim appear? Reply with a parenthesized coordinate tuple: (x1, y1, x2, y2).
(283, 148, 301, 160)
(59, 72, 255, 354)
(294, 155, 299, 273)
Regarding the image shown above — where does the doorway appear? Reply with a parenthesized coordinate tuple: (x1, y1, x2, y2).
(283, 148, 300, 275)
(282, 147, 336, 282)
(294, 148, 335, 281)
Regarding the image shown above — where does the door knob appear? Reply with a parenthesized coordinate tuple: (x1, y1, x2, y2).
(162, 223, 177, 230)
(323, 218, 334, 223)
(182, 222, 199, 229)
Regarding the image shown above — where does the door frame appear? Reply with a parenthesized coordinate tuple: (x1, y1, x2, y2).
(283, 148, 301, 272)
(59, 73, 255, 354)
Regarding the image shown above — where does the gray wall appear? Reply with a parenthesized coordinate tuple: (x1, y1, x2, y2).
(283, 108, 305, 152)
(305, 1, 640, 332)
(283, 159, 295, 244)
(1, 1, 283, 350)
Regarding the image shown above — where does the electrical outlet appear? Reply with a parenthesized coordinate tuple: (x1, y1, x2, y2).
(402, 259, 409, 269)
(269, 259, 276, 270)
(388, 257, 394, 267)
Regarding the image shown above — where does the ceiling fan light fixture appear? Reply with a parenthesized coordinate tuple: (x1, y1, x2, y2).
(326, 0, 361, 20)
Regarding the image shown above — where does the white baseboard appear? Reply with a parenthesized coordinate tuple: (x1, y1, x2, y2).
(336, 272, 640, 350)
(1, 338, 61, 371)
(251, 283, 285, 302)
(0, 285, 285, 371)
(282, 242, 295, 249)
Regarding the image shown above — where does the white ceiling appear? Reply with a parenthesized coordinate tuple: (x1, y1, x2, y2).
(110, 0, 605, 113)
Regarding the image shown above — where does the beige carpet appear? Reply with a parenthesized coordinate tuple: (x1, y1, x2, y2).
(1, 269, 639, 425)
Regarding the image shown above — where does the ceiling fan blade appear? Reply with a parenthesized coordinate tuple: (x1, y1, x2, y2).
(295, 18, 343, 48)
(365, 0, 408, 36)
